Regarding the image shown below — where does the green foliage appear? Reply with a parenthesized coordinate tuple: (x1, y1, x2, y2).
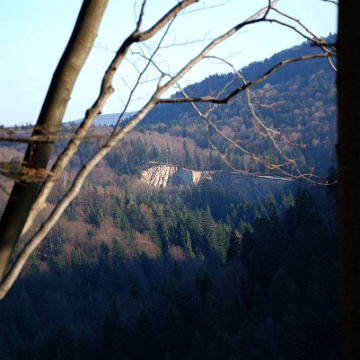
(112, 237, 125, 266)
(98, 241, 110, 269)
(64, 205, 77, 222)
(170, 261, 183, 282)
(130, 310, 161, 359)
(100, 295, 120, 360)
(87, 228, 96, 238)
(195, 267, 213, 299)
(226, 230, 241, 262)
(89, 206, 105, 228)
(1, 187, 340, 360)
(33, 323, 75, 360)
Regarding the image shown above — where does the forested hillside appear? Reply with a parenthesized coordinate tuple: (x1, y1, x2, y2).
(0, 36, 340, 360)
(0, 182, 340, 360)
(140, 35, 336, 177)
(1, 35, 336, 180)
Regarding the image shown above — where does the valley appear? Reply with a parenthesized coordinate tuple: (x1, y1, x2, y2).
(0, 35, 340, 360)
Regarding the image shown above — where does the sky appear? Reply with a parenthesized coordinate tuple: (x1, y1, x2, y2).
(0, 0, 337, 126)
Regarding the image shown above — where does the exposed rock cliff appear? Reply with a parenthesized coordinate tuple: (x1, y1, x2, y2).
(141, 165, 294, 201)
(141, 165, 179, 188)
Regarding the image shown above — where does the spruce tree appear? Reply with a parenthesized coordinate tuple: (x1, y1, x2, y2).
(226, 230, 241, 262)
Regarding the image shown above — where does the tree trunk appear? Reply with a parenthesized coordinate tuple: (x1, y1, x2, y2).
(0, 0, 109, 280)
(337, 0, 360, 358)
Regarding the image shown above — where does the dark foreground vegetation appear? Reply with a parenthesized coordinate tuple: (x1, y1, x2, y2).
(0, 176, 340, 360)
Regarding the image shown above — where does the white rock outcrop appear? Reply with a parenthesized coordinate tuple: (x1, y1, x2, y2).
(141, 165, 293, 200)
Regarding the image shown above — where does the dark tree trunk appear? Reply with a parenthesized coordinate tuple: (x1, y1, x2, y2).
(337, 1, 360, 358)
(0, 0, 109, 280)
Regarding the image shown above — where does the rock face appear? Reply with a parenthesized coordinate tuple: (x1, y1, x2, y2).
(141, 165, 294, 201)
(141, 165, 179, 188)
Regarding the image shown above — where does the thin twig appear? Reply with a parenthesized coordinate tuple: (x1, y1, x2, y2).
(20, 0, 199, 236)
(159, 53, 336, 105)
(136, 0, 147, 31)
(322, 0, 338, 5)
(0, 0, 276, 298)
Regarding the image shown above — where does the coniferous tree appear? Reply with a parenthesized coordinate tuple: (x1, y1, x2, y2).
(159, 305, 187, 358)
(99, 241, 110, 269)
(170, 261, 183, 282)
(237, 319, 256, 359)
(100, 295, 120, 360)
(281, 304, 306, 360)
(195, 267, 213, 300)
(76, 330, 95, 360)
(189, 330, 205, 360)
(269, 268, 291, 320)
(239, 227, 253, 268)
(226, 230, 241, 262)
(130, 310, 161, 360)
(176, 222, 195, 258)
(250, 282, 267, 323)
(112, 237, 125, 268)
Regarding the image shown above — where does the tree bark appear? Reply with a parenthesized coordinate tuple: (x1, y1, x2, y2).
(337, 0, 360, 358)
(0, 0, 109, 280)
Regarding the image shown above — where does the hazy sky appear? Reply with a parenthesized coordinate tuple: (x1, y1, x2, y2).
(0, 0, 337, 126)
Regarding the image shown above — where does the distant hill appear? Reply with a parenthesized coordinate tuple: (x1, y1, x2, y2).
(3, 35, 337, 186)
(142, 34, 336, 126)
(66, 111, 137, 127)
(128, 35, 337, 178)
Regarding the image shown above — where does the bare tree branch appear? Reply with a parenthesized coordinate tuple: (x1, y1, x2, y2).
(263, 0, 273, 19)
(137, 0, 199, 42)
(0, 0, 110, 280)
(111, 18, 175, 131)
(159, 52, 336, 105)
(327, 56, 338, 72)
(177, 67, 323, 184)
(0, 0, 278, 298)
(178, 0, 232, 16)
(136, 0, 147, 31)
(270, 6, 336, 53)
(0, 0, 338, 299)
(0, 137, 54, 144)
(21, 1, 198, 236)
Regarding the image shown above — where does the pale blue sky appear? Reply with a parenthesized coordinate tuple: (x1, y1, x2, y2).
(0, 0, 337, 126)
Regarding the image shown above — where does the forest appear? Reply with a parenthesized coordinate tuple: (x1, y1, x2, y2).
(0, 181, 340, 360)
(0, 36, 340, 359)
